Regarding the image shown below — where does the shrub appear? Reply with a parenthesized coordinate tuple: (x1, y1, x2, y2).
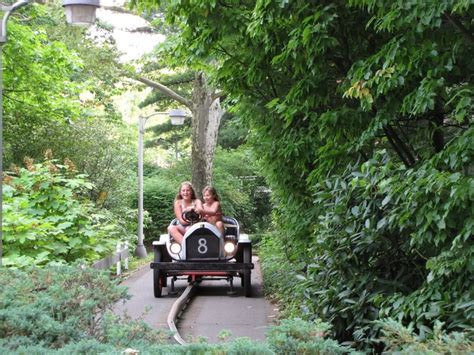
(3, 159, 133, 268)
(0, 266, 169, 352)
(259, 234, 307, 318)
(267, 318, 353, 354)
(0, 268, 352, 354)
(143, 176, 177, 241)
(260, 146, 473, 350)
(377, 319, 474, 354)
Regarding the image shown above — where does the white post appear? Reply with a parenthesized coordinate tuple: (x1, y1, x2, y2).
(124, 241, 129, 270)
(116, 242, 121, 276)
(135, 116, 148, 258)
(134, 109, 187, 259)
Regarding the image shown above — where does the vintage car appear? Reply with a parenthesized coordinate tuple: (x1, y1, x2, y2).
(150, 214, 253, 298)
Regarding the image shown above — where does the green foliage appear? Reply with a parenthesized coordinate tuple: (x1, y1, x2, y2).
(57, 118, 138, 211)
(261, 147, 473, 348)
(266, 318, 353, 354)
(0, 265, 169, 352)
(3, 17, 82, 165)
(212, 147, 268, 233)
(1, 266, 469, 354)
(377, 319, 474, 354)
(7, 117, 138, 212)
(136, 0, 474, 350)
(308, 151, 473, 343)
(142, 145, 271, 240)
(0, 266, 351, 353)
(3, 159, 132, 268)
(3, 3, 122, 164)
(2, 2, 131, 213)
(259, 233, 308, 318)
(218, 113, 248, 149)
(143, 175, 178, 241)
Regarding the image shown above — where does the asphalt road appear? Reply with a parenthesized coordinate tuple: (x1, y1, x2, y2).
(115, 256, 278, 344)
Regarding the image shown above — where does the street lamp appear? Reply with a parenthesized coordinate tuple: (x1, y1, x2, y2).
(135, 108, 187, 258)
(62, 0, 100, 26)
(169, 108, 186, 159)
(0, 0, 99, 265)
(169, 109, 186, 126)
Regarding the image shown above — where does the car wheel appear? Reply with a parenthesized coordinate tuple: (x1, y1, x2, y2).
(243, 245, 251, 297)
(153, 248, 166, 298)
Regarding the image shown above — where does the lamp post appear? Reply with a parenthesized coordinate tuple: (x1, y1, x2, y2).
(0, 0, 99, 265)
(135, 109, 187, 258)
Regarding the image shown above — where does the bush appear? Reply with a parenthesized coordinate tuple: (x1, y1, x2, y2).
(3, 159, 133, 268)
(260, 146, 473, 350)
(6, 117, 137, 213)
(143, 175, 178, 242)
(0, 267, 352, 354)
(6, 268, 462, 354)
(212, 146, 272, 233)
(267, 318, 353, 354)
(0, 266, 169, 352)
(259, 234, 306, 318)
(377, 319, 474, 354)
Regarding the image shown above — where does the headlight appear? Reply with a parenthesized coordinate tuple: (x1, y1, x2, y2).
(224, 241, 236, 254)
(170, 242, 182, 254)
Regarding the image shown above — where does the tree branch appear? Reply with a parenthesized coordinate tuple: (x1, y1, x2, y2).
(443, 12, 474, 44)
(384, 126, 411, 167)
(135, 76, 193, 109)
(211, 90, 225, 101)
(383, 124, 418, 167)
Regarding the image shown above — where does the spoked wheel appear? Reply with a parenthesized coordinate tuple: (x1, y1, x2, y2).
(242, 245, 252, 297)
(153, 248, 166, 298)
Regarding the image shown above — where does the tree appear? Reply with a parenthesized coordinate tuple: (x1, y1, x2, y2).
(129, 0, 473, 347)
(135, 69, 223, 196)
(2, 2, 131, 209)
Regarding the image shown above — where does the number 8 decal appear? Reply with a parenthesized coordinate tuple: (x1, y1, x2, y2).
(197, 238, 208, 254)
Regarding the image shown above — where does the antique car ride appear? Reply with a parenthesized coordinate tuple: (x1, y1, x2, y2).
(150, 214, 253, 297)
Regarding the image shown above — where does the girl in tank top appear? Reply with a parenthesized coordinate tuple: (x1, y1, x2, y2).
(196, 186, 225, 236)
(168, 181, 203, 244)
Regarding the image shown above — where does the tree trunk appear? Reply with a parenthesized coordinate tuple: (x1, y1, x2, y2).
(135, 71, 223, 197)
(191, 72, 223, 197)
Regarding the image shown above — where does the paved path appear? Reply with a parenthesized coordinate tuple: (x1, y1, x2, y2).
(115, 256, 278, 343)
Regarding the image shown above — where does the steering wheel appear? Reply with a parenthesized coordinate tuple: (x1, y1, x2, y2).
(182, 209, 202, 224)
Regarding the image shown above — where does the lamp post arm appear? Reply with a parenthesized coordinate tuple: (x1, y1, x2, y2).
(1, 0, 30, 43)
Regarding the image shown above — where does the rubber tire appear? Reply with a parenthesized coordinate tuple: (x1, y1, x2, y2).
(243, 245, 252, 297)
(153, 248, 165, 298)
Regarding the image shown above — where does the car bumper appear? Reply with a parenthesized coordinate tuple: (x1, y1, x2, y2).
(150, 261, 254, 272)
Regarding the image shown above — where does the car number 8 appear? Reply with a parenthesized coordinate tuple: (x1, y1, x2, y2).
(197, 238, 208, 254)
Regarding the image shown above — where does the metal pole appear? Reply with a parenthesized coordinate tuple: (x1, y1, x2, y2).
(135, 116, 147, 258)
(174, 134, 178, 160)
(135, 111, 177, 258)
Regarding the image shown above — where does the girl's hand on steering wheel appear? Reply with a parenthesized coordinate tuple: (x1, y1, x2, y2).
(182, 209, 201, 224)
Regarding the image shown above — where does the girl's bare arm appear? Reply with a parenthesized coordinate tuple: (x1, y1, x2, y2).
(198, 201, 220, 215)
